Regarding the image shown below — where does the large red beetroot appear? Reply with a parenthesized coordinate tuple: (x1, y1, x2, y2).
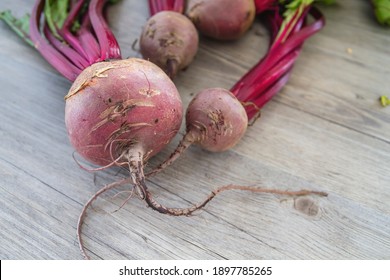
(65, 58, 182, 167)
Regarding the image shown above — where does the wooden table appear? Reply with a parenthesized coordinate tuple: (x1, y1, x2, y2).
(1, 0, 389, 260)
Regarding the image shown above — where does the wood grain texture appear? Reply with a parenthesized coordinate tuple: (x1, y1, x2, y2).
(0, 0, 389, 260)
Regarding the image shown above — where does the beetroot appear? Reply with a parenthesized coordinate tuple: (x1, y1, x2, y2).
(186, 0, 256, 40)
(140, 11, 199, 78)
(65, 58, 182, 167)
(144, 88, 247, 180)
(185, 88, 248, 152)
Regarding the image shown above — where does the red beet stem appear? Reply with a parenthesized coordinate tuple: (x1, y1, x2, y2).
(148, 0, 159, 15)
(23, 0, 124, 81)
(43, 24, 90, 69)
(148, 0, 184, 15)
(231, 6, 325, 120)
(58, 0, 91, 61)
(61, 0, 85, 32)
(243, 49, 300, 102)
(172, 0, 184, 13)
(271, 6, 304, 49)
(246, 72, 291, 120)
(30, 0, 82, 81)
(89, 0, 121, 61)
(254, 0, 278, 14)
(76, 12, 101, 64)
(264, 10, 284, 43)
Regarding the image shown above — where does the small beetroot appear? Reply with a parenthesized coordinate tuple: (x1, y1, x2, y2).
(186, 0, 256, 40)
(147, 88, 248, 178)
(140, 11, 199, 78)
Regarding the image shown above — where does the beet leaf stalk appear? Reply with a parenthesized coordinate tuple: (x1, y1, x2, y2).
(148, 0, 185, 15)
(231, 0, 325, 120)
(1, 0, 121, 81)
(254, 0, 278, 14)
